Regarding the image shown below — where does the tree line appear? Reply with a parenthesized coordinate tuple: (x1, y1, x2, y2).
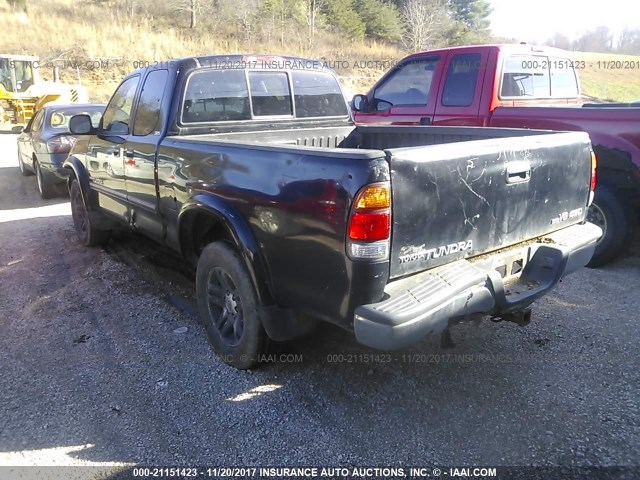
(143, 0, 494, 51)
(8, 0, 640, 55)
(546, 26, 640, 55)
(5, 0, 493, 52)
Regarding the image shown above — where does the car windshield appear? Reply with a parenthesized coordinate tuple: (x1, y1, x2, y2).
(0, 59, 35, 92)
(48, 109, 104, 130)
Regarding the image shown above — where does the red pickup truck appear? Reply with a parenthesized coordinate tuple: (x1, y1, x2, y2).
(352, 44, 640, 266)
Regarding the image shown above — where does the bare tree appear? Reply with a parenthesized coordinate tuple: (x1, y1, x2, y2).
(400, 0, 450, 52)
(617, 29, 640, 54)
(174, 0, 200, 28)
(125, 0, 135, 18)
(573, 26, 613, 53)
(7, 0, 28, 13)
(305, 0, 326, 40)
(546, 33, 571, 51)
(231, 0, 261, 43)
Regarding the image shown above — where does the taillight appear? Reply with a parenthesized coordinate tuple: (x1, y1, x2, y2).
(347, 182, 391, 261)
(47, 135, 76, 154)
(348, 211, 391, 241)
(588, 150, 597, 206)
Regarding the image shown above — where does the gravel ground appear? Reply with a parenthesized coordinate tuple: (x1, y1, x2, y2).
(0, 131, 639, 478)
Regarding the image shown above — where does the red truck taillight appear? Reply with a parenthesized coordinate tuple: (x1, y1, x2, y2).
(589, 151, 597, 206)
(347, 182, 391, 261)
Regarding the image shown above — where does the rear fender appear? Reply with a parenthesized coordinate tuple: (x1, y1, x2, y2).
(592, 143, 640, 202)
(588, 133, 640, 169)
(179, 194, 274, 306)
(63, 155, 94, 208)
(63, 155, 116, 230)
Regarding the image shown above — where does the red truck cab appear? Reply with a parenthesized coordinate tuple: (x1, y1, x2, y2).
(354, 44, 582, 127)
(353, 44, 640, 266)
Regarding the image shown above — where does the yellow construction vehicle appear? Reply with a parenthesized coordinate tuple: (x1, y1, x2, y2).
(0, 54, 88, 125)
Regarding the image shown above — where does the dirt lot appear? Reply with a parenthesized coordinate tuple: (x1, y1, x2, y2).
(1, 131, 639, 477)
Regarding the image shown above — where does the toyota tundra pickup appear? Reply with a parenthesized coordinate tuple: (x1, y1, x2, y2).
(352, 44, 640, 266)
(64, 55, 601, 369)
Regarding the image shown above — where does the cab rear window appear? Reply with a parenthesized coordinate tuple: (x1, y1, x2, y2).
(249, 71, 292, 116)
(292, 70, 349, 118)
(181, 68, 348, 123)
(500, 55, 579, 99)
(182, 70, 250, 123)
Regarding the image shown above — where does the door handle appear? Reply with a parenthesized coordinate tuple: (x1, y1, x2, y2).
(112, 149, 120, 157)
(124, 148, 134, 158)
(506, 161, 531, 184)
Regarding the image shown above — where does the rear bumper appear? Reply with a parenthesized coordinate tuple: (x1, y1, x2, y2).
(354, 222, 602, 350)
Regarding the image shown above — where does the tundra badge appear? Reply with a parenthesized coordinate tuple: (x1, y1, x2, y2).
(399, 240, 473, 264)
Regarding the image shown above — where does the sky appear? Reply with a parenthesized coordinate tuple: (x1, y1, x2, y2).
(488, 0, 640, 44)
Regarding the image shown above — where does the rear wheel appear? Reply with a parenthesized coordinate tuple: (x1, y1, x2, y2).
(196, 241, 268, 369)
(586, 185, 636, 267)
(69, 179, 111, 246)
(35, 160, 56, 199)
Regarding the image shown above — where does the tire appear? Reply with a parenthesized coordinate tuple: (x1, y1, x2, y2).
(19, 156, 33, 176)
(69, 179, 111, 246)
(196, 241, 268, 369)
(35, 160, 56, 199)
(586, 185, 636, 267)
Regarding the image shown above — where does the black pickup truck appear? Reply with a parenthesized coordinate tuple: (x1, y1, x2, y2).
(65, 55, 601, 368)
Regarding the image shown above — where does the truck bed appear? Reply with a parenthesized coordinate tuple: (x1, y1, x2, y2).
(181, 125, 553, 150)
(177, 125, 593, 279)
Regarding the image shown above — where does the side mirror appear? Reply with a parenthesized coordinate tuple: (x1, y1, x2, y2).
(69, 114, 94, 135)
(351, 94, 369, 112)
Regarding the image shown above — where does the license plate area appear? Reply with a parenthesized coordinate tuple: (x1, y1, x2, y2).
(469, 245, 531, 286)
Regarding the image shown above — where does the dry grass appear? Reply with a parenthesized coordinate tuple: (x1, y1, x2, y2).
(2, 0, 639, 102)
(1, 0, 400, 100)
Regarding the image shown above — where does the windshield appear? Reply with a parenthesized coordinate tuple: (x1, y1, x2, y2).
(0, 58, 34, 93)
(0, 58, 13, 92)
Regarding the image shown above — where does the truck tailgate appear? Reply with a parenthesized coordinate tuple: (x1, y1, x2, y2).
(387, 132, 592, 279)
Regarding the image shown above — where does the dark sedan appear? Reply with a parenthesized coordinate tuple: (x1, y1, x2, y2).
(17, 103, 105, 198)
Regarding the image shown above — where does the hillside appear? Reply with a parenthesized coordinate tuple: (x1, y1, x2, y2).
(1, 0, 402, 101)
(2, 0, 640, 102)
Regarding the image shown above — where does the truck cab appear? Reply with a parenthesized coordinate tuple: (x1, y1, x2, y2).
(354, 44, 582, 127)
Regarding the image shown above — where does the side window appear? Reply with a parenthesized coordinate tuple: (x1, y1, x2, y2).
(102, 76, 140, 134)
(248, 72, 292, 116)
(31, 110, 45, 132)
(182, 69, 250, 123)
(501, 55, 550, 98)
(373, 56, 440, 110)
(441, 53, 481, 107)
(133, 70, 169, 136)
(550, 58, 579, 98)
